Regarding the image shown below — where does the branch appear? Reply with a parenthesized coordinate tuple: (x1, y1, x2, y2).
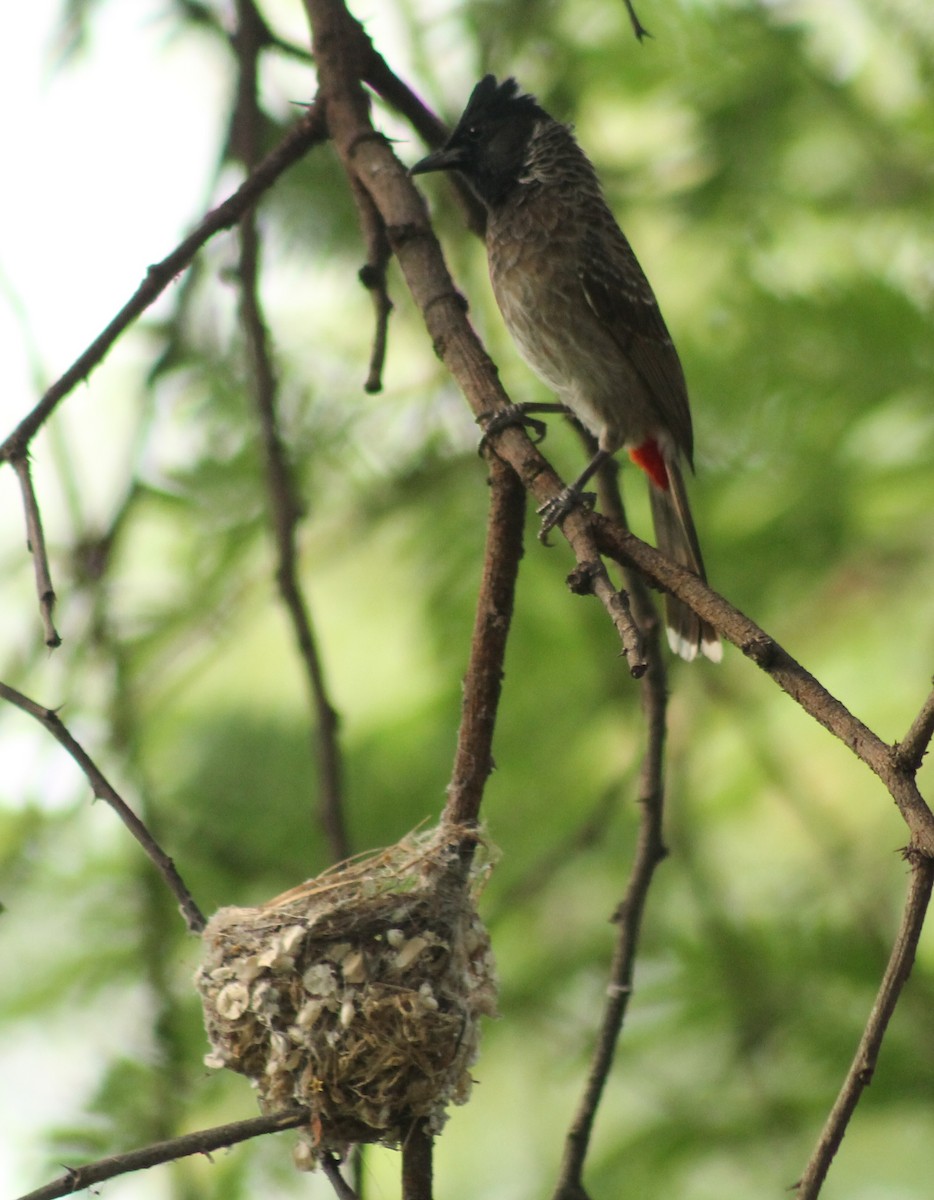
(0, 100, 328, 465)
(233, 1, 350, 863)
(593, 521, 934, 854)
(401, 1121, 434, 1200)
(321, 1153, 360, 1200)
(897, 683, 934, 773)
(622, 0, 651, 41)
(352, 176, 394, 393)
(794, 853, 934, 1198)
(10, 453, 61, 647)
(0, 682, 206, 933)
(444, 458, 525, 828)
(566, 558, 646, 676)
(16, 1107, 309, 1200)
(552, 512, 669, 1200)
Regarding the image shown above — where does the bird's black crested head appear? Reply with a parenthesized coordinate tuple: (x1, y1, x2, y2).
(410, 76, 551, 208)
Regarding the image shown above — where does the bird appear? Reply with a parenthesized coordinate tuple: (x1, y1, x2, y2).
(410, 75, 720, 663)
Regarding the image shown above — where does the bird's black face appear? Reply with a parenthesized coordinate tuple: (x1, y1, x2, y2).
(410, 76, 547, 208)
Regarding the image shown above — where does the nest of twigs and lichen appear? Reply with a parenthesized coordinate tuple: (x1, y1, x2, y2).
(195, 824, 497, 1167)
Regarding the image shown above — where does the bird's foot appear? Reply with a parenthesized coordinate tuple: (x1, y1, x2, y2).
(537, 487, 596, 544)
(477, 403, 571, 453)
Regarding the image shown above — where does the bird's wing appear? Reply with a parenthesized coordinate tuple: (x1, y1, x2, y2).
(578, 223, 695, 463)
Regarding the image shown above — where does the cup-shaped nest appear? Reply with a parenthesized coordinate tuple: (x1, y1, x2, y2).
(196, 825, 497, 1166)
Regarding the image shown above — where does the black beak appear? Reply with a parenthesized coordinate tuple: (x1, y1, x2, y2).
(409, 145, 466, 177)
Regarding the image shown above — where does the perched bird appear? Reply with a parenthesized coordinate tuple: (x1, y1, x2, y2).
(410, 76, 720, 663)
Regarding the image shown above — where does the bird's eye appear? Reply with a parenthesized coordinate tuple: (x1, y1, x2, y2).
(463, 124, 482, 142)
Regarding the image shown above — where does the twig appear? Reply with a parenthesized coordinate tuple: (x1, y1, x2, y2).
(794, 853, 934, 1198)
(9, 453, 61, 647)
(622, 0, 651, 41)
(0, 100, 328, 465)
(352, 177, 394, 393)
(444, 458, 525, 828)
(321, 1153, 360, 1200)
(234, 1, 350, 863)
(15, 1106, 309, 1200)
(401, 1121, 434, 1200)
(566, 558, 646, 677)
(0, 682, 206, 933)
(551, 537, 668, 1200)
(896, 683, 934, 773)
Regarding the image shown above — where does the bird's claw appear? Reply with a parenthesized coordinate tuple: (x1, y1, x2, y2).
(536, 488, 596, 544)
(477, 404, 549, 455)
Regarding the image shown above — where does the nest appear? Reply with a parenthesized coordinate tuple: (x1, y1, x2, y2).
(195, 825, 497, 1167)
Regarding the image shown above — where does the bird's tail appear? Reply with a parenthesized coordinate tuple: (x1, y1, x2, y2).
(646, 457, 721, 663)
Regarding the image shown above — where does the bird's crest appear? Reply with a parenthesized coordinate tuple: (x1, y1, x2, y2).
(457, 75, 547, 131)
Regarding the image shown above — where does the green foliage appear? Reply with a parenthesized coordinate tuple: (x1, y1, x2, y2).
(2, 0, 933, 1197)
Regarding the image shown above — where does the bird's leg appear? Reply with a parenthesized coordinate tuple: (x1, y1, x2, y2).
(537, 448, 612, 543)
(477, 402, 572, 453)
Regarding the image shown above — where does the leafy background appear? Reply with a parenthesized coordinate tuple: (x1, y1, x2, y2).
(1, 0, 933, 1197)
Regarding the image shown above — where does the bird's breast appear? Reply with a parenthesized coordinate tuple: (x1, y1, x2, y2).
(486, 199, 643, 444)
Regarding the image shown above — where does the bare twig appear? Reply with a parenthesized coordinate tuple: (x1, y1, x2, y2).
(352, 177, 394, 393)
(0, 100, 328, 465)
(0, 682, 205, 933)
(321, 1153, 360, 1200)
(551, 532, 668, 1200)
(234, 1, 350, 863)
(9, 453, 61, 647)
(444, 458, 525, 828)
(15, 1107, 309, 1200)
(566, 558, 646, 677)
(401, 1121, 434, 1200)
(794, 854, 934, 1198)
(897, 683, 934, 773)
(622, 0, 651, 41)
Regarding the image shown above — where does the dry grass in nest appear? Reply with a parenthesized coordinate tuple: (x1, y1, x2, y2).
(195, 824, 497, 1167)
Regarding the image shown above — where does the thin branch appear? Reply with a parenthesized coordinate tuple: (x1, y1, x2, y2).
(593, 520, 934, 855)
(622, 0, 651, 41)
(897, 683, 934, 773)
(321, 1153, 360, 1200)
(794, 853, 934, 1199)
(9, 453, 61, 647)
(0, 100, 329, 465)
(16, 1107, 309, 1200)
(352, 176, 394, 393)
(234, 2, 350, 863)
(401, 1121, 434, 1200)
(444, 458, 525, 828)
(0, 682, 206, 933)
(551, 547, 669, 1200)
(566, 558, 646, 677)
